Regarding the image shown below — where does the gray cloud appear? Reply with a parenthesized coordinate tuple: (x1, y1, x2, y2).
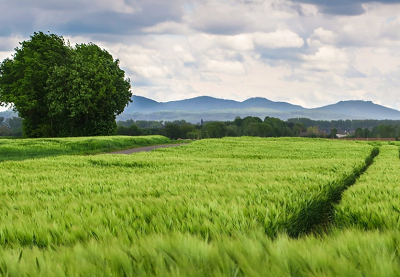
(0, 0, 185, 37)
(291, 0, 400, 15)
(189, 9, 255, 35)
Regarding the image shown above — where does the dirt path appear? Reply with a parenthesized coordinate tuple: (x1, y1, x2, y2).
(106, 143, 189, 155)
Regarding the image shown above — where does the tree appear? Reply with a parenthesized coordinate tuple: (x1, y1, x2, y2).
(0, 32, 131, 137)
(292, 122, 306, 136)
(0, 32, 69, 137)
(354, 127, 364, 138)
(329, 128, 338, 138)
(364, 128, 370, 138)
(116, 124, 142, 136)
(202, 122, 226, 138)
(244, 122, 272, 137)
(165, 123, 181, 139)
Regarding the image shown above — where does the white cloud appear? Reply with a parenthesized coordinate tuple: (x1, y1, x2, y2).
(301, 46, 349, 72)
(203, 59, 247, 75)
(200, 74, 222, 82)
(254, 30, 304, 49)
(142, 21, 192, 34)
(188, 33, 254, 52)
(216, 34, 255, 51)
(307, 27, 338, 47)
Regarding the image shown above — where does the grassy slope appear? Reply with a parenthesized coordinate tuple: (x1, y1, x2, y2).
(0, 135, 171, 162)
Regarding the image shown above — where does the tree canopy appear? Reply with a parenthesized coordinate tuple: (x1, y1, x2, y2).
(0, 32, 131, 137)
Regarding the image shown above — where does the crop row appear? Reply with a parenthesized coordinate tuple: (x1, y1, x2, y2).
(334, 143, 400, 230)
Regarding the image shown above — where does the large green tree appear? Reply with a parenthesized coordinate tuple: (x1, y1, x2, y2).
(0, 32, 131, 137)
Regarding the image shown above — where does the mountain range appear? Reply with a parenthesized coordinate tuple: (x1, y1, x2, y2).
(3, 96, 400, 124)
(117, 95, 400, 123)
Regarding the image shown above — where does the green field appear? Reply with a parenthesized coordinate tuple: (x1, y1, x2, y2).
(0, 135, 171, 161)
(0, 136, 399, 276)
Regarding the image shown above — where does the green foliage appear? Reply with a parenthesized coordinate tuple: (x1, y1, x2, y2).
(328, 128, 338, 138)
(165, 122, 182, 139)
(289, 118, 400, 138)
(0, 32, 69, 137)
(116, 124, 142, 136)
(202, 122, 226, 138)
(0, 32, 131, 137)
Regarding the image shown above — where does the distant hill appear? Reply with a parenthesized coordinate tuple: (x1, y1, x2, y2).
(241, 97, 304, 111)
(313, 100, 400, 120)
(124, 95, 305, 113)
(119, 96, 400, 123)
(4, 96, 400, 123)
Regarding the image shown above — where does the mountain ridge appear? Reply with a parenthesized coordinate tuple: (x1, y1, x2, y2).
(121, 95, 400, 122)
(3, 96, 400, 123)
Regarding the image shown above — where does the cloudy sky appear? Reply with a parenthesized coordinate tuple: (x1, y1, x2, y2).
(1, 0, 400, 110)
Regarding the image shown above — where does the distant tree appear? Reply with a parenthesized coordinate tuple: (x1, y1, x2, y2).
(329, 128, 338, 138)
(376, 125, 396, 138)
(226, 125, 238, 137)
(116, 124, 142, 136)
(364, 128, 370, 138)
(234, 116, 243, 127)
(117, 119, 135, 128)
(293, 122, 306, 135)
(244, 122, 272, 137)
(354, 127, 364, 138)
(179, 122, 196, 139)
(0, 32, 131, 137)
(264, 117, 293, 137)
(202, 122, 226, 138)
(187, 129, 202, 140)
(307, 126, 319, 134)
(165, 123, 181, 139)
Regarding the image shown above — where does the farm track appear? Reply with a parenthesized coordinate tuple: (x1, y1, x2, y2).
(105, 143, 189, 154)
(307, 146, 380, 237)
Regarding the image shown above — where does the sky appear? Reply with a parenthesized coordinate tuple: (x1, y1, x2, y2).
(1, 0, 400, 110)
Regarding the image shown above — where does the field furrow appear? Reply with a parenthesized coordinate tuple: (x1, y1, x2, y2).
(334, 143, 400, 230)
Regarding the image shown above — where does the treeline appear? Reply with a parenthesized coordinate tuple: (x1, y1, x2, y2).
(288, 118, 400, 132)
(3, 115, 400, 139)
(352, 125, 400, 139)
(117, 116, 400, 140)
(288, 118, 400, 139)
(117, 116, 308, 139)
